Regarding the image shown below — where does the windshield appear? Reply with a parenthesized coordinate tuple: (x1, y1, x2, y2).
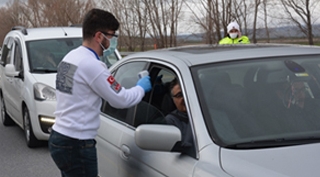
(27, 38, 82, 72)
(193, 55, 320, 148)
(26, 38, 120, 73)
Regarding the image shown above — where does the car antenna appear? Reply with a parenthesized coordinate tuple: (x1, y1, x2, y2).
(61, 27, 68, 36)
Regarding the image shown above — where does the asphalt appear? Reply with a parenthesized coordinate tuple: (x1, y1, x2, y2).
(0, 121, 60, 177)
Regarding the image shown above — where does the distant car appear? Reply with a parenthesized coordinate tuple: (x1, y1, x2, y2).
(97, 44, 320, 177)
(0, 26, 121, 147)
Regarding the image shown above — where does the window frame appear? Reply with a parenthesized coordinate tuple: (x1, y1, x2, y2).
(100, 60, 180, 128)
(100, 60, 149, 126)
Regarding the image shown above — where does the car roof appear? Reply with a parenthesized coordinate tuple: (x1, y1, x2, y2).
(8, 26, 82, 41)
(125, 44, 320, 66)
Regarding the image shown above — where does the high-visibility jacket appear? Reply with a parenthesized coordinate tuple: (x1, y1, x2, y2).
(219, 36, 250, 44)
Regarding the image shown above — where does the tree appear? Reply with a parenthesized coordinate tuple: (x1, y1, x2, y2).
(263, 0, 270, 42)
(252, 0, 261, 43)
(0, 0, 94, 45)
(185, 0, 253, 44)
(0, 0, 26, 44)
(100, 0, 151, 51)
(21, 0, 94, 27)
(99, 0, 184, 50)
(185, 0, 227, 44)
(143, 0, 184, 48)
(279, 0, 319, 45)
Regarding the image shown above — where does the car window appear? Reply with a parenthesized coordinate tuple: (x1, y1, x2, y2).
(100, 61, 147, 124)
(193, 55, 320, 147)
(2, 37, 15, 66)
(0, 47, 8, 66)
(133, 66, 176, 127)
(13, 40, 23, 72)
(26, 38, 82, 72)
(0, 37, 12, 66)
(151, 67, 177, 114)
(5, 49, 12, 66)
(100, 62, 180, 127)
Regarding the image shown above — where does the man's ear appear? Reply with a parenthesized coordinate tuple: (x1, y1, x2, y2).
(93, 31, 104, 43)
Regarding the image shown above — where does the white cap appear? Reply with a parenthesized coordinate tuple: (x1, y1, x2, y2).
(227, 21, 240, 33)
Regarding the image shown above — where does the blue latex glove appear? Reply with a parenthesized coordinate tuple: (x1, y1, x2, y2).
(137, 76, 152, 92)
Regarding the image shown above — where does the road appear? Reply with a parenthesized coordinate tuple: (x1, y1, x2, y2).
(0, 121, 60, 177)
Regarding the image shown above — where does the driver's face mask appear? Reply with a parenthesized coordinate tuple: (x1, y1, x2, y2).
(99, 33, 118, 58)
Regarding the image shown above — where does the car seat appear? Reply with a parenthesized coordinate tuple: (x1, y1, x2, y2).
(209, 71, 262, 138)
(160, 82, 177, 116)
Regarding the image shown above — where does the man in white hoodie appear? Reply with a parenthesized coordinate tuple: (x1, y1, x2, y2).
(48, 8, 151, 177)
(219, 21, 250, 44)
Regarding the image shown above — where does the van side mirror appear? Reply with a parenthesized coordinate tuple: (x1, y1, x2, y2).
(4, 64, 19, 77)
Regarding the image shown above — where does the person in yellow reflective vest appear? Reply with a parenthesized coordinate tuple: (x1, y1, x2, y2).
(219, 21, 250, 44)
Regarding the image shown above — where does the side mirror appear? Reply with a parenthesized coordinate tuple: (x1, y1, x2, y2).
(135, 124, 181, 152)
(4, 64, 19, 77)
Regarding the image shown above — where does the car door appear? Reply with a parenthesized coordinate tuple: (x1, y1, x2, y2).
(98, 61, 198, 177)
(9, 39, 24, 123)
(2, 38, 18, 118)
(120, 64, 197, 177)
(4, 39, 24, 125)
(97, 61, 154, 177)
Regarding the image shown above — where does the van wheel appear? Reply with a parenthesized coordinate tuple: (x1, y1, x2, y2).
(23, 106, 40, 148)
(0, 93, 14, 126)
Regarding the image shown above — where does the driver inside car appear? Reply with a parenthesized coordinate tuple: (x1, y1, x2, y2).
(165, 77, 195, 158)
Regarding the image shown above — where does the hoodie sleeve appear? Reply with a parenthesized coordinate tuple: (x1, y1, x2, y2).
(86, 62, 145, 109)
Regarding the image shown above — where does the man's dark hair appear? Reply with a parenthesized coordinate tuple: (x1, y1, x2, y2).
(82, 8, 120, 40)
(169, 77, 179, 95)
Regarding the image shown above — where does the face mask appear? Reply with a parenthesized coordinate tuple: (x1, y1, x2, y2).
(100, 34, 118, 58)
(229, 33, 238, 39)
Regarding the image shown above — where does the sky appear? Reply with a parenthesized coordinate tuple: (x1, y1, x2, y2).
(0, 0, 9, 6)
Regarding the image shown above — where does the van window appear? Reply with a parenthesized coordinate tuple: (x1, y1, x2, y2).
(26, 38, 82, 72)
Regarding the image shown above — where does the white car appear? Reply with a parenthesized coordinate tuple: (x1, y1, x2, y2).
(0, 26, 121, 147)
(97, 44, 320, 177)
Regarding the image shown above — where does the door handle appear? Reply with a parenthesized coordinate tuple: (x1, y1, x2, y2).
(121, 145, 131, 158)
